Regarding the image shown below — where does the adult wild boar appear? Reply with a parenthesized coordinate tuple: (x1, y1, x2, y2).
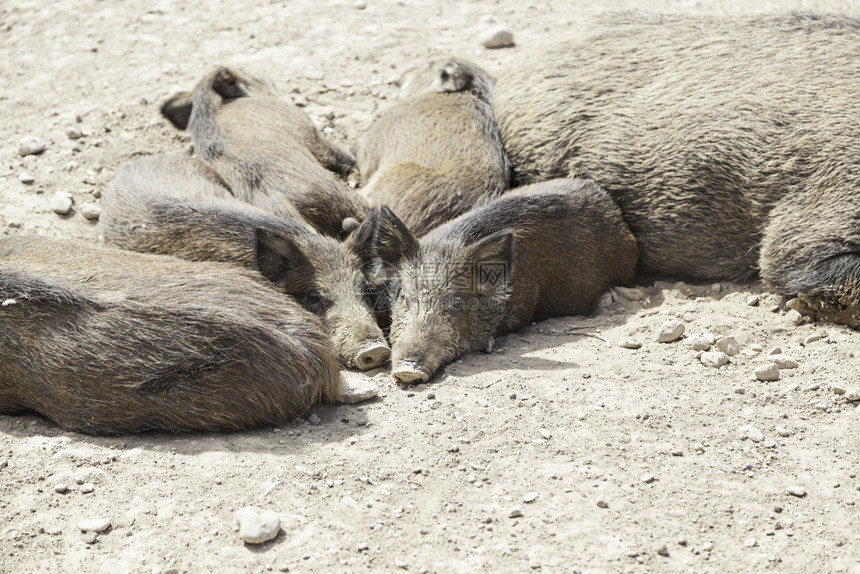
(355, 57, 512, 237)
(0, 235, 341, 434)
(493, 12, 860, 328)
(100, 154, 390, 370)
(370, 179, 638, 383)
(169, 66, 366, 238)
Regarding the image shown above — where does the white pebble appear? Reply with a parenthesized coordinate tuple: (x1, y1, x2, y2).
(429, 400, 442, 410)
(831, 385, 847, 395)
(81, 482, 94, 494)
(769, 354, 798, 369)
(715, 336, 740, 356)
(785, 309, 803, 325)
(744, 536, 757, 547)
(746, 295, 760, 306)
(747, 427, 764, 443)
(18, 172, 35, 184)
(786, 486, 806, 497)
(479, 25, 515, 49)
(688, 335, 711, 351)
(508, 508, 523, 518)
(754, 363, 780, 381)
(79, 202, 101, 220)
(619, 338, 642, 349)
(77, 517, 111, 533)
(18, 135, 47, 156)
(338, 372, 379, 404)
(640, 473, 656, 483)
(845, 390, 860, 402)
(803, 334, 823, 345)
(522, 492, 539, 503)
(700, 351, 729, 369)
(655, 320, 685, 343)
(54, 483, 68, 493)
(51, 195, 73, 215)
(538, 429, 551, 440)
(233, 507, 280, 544)
(767, 346, 782, 356)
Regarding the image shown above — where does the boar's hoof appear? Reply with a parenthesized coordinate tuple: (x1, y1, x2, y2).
(355, 342, 391, 370)
(391, 362, 430, 384)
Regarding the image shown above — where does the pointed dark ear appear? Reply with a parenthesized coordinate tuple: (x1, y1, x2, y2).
(375, 206, 419, 266)
(253, 227, 309, 290)
(344, 209, 378, 265)
(160, 91, 193, 130)
(466, 230, 515, 297)
(436, 60, 472, 93)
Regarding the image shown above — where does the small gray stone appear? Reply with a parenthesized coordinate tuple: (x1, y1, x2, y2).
(655, 320, 685, 343)
(18, 135, 47, 156)
(688, 335, 711, 352)
(308, 413, 321, 425)
(715, 336, 740, 356)
(770, 354, 798, 369)
(479, 26, 515, 49)
(77, 518, 111, 533)
(786, 486, 806, 497)
(234, 507, 280, 544)
(66, 127, 83, 140)
(338, 371, 379, 404)
(51, 195, 73, 215)
(79, 202, 101, 220)
(700, 351, 729, 369)
(754, 363, 780, 381)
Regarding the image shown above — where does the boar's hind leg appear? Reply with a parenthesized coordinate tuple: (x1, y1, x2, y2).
(760, 189, 860, 328)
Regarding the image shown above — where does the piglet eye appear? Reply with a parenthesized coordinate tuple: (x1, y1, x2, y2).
(305, 288, 327, 314)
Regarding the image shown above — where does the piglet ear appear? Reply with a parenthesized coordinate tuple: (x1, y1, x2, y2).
(375, 206, 419, 266)
(253, 227, 309, 292)
(435, 60, 472, 93)
(466, 230, 515, 298)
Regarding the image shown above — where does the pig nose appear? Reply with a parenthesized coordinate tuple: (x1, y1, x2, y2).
(355, 342, 390, 370)
(391, 362, 430, 384)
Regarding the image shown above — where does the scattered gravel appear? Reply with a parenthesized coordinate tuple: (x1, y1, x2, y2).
(700, 351, 729, 368)
(688, 335, 711, 351)
(755, 363, 780, 381)
(77, 517, 111, 533)
(786, 486, 807, 498)
(655, 320, 685, 343)
(338, 372, 379, 404)
(18, 135, 47, 156)
(50, 194, 73, 215)
(715, 336, 740, 356)
(479, 25, 515, 48)
(79, 202, 101, 220)
(233, 507, 280, 544)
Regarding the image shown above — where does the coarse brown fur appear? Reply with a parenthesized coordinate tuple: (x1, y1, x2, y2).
(493, 12, 860, 328)
(0, 235, 342, 434)
(354, 57, 512, 237)
(182, 66, 367, 238)
(371, 179, 638, 382)
(100, 154, 390, 370)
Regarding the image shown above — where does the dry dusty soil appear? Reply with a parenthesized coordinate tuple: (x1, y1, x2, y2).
(2, 0, 860, 572)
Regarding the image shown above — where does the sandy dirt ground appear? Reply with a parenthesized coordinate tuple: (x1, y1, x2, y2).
(3, 0, 860, 572)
